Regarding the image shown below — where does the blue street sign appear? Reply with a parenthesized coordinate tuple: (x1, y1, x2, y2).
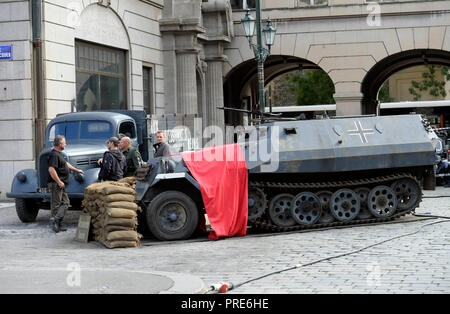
(0, 45, 13, 60)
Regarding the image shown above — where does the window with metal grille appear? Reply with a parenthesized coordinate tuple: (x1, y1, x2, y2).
(75, 41, 127, 112)
(143, 66, 154, 115)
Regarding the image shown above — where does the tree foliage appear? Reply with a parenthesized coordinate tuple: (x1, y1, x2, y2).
(409, 65, 450, 101)
(286, 69, 335, 106)
(378, 81, 395, 103)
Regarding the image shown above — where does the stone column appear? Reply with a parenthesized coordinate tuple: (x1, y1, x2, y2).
(176, 50, 199, 114)
(205, 57, 226, 128)
(334, 92, 364, 116)
(160, 0, 205, 115)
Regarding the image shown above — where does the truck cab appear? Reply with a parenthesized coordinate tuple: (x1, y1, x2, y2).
(7, 111, 145, 223)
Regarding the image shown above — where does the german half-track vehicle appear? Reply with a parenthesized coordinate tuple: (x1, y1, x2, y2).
(135, 114, 437, 240)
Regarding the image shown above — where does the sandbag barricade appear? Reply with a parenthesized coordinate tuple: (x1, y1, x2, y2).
(82, 178, 142, 249)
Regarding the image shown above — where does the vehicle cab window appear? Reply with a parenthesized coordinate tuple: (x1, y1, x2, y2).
(80, 121, 113, 140)
(47, 121, 113, 146)
(47, 122, 79, 145)
(119, 121, 136, 139)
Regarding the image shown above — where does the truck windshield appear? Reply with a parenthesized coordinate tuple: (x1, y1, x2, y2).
(48, 121, 113, 144)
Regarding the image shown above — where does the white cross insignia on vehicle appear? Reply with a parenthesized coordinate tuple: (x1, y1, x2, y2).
(347, 121, 375, 144)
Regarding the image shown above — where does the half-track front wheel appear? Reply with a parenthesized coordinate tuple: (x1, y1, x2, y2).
(146, 191, 199, 241)
(15, 198, 39, 223)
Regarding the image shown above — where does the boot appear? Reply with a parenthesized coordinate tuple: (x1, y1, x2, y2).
(50, 217, 60, 233)
(58, 219, 67, 232)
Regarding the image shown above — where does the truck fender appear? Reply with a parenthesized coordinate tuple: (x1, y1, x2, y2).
(9, 169, 38, 194)
(66, 167, 101, 194)
(135, 172, 200, 202)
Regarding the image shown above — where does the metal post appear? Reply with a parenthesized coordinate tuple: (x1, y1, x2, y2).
(269, 85, 272, 113)
(32, 0, 45, 167)
(255, 0, 265, 116)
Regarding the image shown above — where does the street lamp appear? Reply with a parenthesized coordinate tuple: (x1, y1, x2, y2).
(241, 0, 276, 118)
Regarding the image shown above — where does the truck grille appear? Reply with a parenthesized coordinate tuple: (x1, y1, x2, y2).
(76, 155, 103, 167)
(77, 159, 90, 166)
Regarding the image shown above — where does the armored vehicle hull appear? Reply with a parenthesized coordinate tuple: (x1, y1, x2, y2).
(137, 114, 437, 240)
(244, 114, 435, 231)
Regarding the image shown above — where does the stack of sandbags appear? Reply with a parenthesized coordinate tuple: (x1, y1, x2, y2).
(82, 178, 142, 249)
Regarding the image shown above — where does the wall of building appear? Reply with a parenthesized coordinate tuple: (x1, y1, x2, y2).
(42, 0, 165, 122)
(0, 0, 34, 200)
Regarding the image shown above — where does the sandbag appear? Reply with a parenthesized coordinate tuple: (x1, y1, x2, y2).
(106, 230, 142, 242)
(101, 240, 140, 249)
(102, 225, 135, 233)
(105, 207, 137, 219)
(117, 177, 136, 188)
(102, 201, 139, 211)
(100, 194, 136, 203)
(101, 185, 135, 196)
(101, 216, 138, 228)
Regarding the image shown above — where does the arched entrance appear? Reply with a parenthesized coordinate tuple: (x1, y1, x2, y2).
(223, 55, 321, 126)
(361, 49, 450, 114)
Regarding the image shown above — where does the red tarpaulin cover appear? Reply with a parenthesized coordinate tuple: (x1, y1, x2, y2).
(181, 144, 248, 240)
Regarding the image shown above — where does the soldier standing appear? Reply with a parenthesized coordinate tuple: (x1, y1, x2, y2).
(48, 135, 84, 233)
(153, 130, 171, 158)
(119, 136, 143, 177)
(98, 137, 127, 181)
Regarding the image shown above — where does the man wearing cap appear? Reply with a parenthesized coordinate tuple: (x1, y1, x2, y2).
(97, 137, 127, 181)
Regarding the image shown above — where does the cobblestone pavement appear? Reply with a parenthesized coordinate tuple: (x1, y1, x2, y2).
(0, 187, 449, 294)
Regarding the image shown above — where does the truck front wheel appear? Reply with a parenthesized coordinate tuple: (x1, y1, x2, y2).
(146, 191, 199, 241)
(15, 198, 39, 223)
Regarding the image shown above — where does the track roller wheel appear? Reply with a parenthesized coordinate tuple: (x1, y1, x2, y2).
(290, 192, 322, 225)
(330, 189, 360, 222)
(368, 186, 397, 218)
(317, 191, 335, 224)
(391, 178, 420, 211)
(268, 194, 296, 227)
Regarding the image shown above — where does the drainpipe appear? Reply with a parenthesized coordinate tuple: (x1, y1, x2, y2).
(32, 0, 45, 166)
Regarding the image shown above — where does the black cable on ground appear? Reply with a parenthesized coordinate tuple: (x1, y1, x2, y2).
(412, 212, 450, 219)
(422, 195, 450, 199)
(206, 219, 450, 294)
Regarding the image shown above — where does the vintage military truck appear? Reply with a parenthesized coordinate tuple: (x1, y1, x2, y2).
(7, 111, 150, 222)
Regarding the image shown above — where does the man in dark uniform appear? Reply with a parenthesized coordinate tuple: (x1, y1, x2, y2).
(48, 135, 84, 233)
(153, 130, 171, 158)
(119, 136, 143, 177)
(98, 137, 127, 181)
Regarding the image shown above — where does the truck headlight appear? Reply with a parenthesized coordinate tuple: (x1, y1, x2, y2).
(74, 173, 84, 184)
(17, 172, 27, 183)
